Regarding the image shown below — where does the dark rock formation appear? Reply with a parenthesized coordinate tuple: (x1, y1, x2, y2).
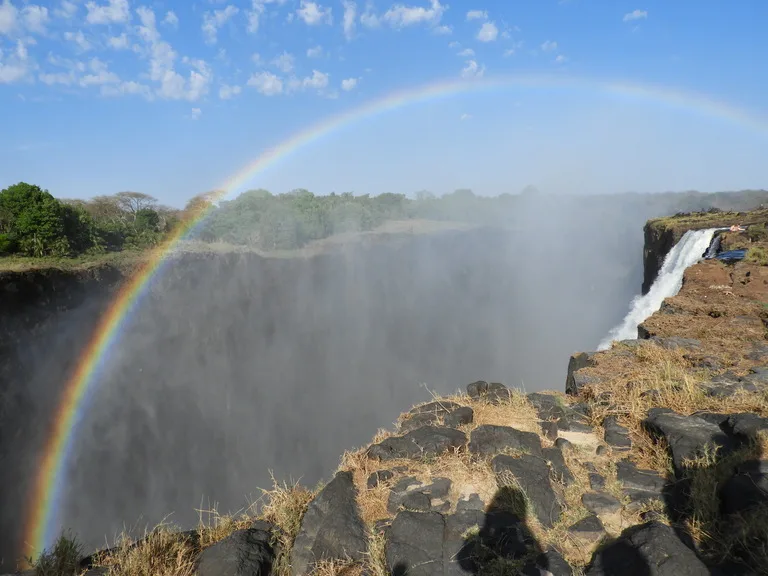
(602, 416, 632, 449)
(290, 471, 367, 575)
(468, 425, 542, 457)
(582, 492, 622, 517)
(197, 525, 276, 576)
(492, 455, 563, 528)
(643, 409, 734, 475)
(367, 426, 467, 461)
(585, 521, 710, 575)
(565, 352, 597, 395)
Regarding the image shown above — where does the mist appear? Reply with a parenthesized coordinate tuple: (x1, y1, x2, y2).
(1, 187, 764, 567)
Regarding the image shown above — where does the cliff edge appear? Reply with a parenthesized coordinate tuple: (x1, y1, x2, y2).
(7, 214, 768, 576)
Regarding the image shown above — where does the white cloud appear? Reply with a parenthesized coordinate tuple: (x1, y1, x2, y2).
(65, 30, 92, 51)
(448, 40, 459, 48)
(101, 80, 152, 98)
(341, 77, 357, 91)
(382, 0, 445, 28)
(460, 113, 471, 120)
(341, 0, 356, 39)
(433, 24, 451, 34)
(54, 1, 78, 19)
(79, 57, 120, 86)
(272, 50, 294, 73)
(0, 0, 18, 36)
(466, 10, 486, 20)
(219, 84, 241, 99)
(297, 1, 332, 25)
(541, 40, 557, 52)
(202, 5, 239, 44)
(360, 2, 378, 27)
(22, 5, 49, 34)
(461, 59, 484, 78)
(302, 69, 328, 90)
(248, 70, 283, 95)
(191, 107, 201, 120)
(108, 33, 130, 49)
(476, 21, 497, 42)
(39, 70, 75, 85)
(307, 44, 323, 57)
(623, 9, 647, 22)
(163, 11, 178, 27)
(0, 40, 30, 83)
(555, 54, 568, 63)
(252, 52, 262, 64)
(134, 6, 213, 101)
(245, 0, 286, 34)
(458, 48, 474, 57)
(503, 48, 515, 57)
(85, 0, 130, 25)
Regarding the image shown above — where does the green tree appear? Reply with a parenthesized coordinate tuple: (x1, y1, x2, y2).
(0, 182, 69, 256)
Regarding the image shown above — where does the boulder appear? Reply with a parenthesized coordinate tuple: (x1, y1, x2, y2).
(367, 469, 394, 489)
(567, 515, 605, 546)
(720, 460, 768, 515)
(602, 416, 632, 449)
(466, 381, 512, 404)
(582, 492, 622, 517)
(468, 425, 542, 457)
(367, 426, 467, 461)
(585, 521, 709, 576)
(400, 402, 470, 432)
(615, 459, 666, 507)
(385, 511, 445, 576)
(643, 409, 735, 475)
(566, 352, 597, 395)
(197, 526, 276, 576)
(724, 413, 768, 442)
(492, 454, 563, 528)
(542, 447, 575, 487)
(589, 473, 606, 491)
(444, 407, 474, 428)
(290, 471, 367, 576)
(527, 393, 568, 421)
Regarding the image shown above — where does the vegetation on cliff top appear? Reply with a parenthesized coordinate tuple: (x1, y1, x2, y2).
(3, 181, 768, 273)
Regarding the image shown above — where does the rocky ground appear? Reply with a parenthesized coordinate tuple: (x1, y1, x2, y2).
(8, 218, 768, 576)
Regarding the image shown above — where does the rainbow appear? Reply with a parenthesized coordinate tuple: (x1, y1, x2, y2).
(19, 73, 768, 561)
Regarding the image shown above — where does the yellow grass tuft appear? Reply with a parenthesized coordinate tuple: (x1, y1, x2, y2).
(258, 473, 318, 576)
(92, 523, 198, 576)
(196, 503, 255, 549)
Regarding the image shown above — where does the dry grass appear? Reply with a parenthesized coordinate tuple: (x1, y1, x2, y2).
(578, 341, 768, 474)
(678, 432, 768, 567)
(31, 531, 84, 576)
(258, 474, 318, 576)
(195, 503, 255, 548)
(340, 444, 499, 527)
(745, 246, 768, 266)
(92, 523, 198, 576)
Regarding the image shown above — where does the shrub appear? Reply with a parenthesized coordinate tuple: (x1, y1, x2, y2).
(0, 233, 17, 254)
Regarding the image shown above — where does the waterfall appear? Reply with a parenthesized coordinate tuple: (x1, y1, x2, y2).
(597, 228, 718, 350)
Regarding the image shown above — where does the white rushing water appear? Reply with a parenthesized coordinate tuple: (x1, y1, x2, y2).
(597, 228, 718, 350)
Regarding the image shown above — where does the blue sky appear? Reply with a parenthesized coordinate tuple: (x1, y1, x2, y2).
(1, 0, 767, 206)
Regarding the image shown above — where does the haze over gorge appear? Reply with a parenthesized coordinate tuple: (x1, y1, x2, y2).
(2, 189, 768, 568)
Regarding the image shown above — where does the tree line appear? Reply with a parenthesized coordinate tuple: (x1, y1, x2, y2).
(0, 182, 182, 257)
(3, 180, 768, 258)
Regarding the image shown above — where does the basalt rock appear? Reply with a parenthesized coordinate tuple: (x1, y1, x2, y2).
(367, 426, 467, 461)
(290, 471, 367, 576)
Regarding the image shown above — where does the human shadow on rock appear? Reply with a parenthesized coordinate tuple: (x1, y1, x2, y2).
(455, 486, 545, 574)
